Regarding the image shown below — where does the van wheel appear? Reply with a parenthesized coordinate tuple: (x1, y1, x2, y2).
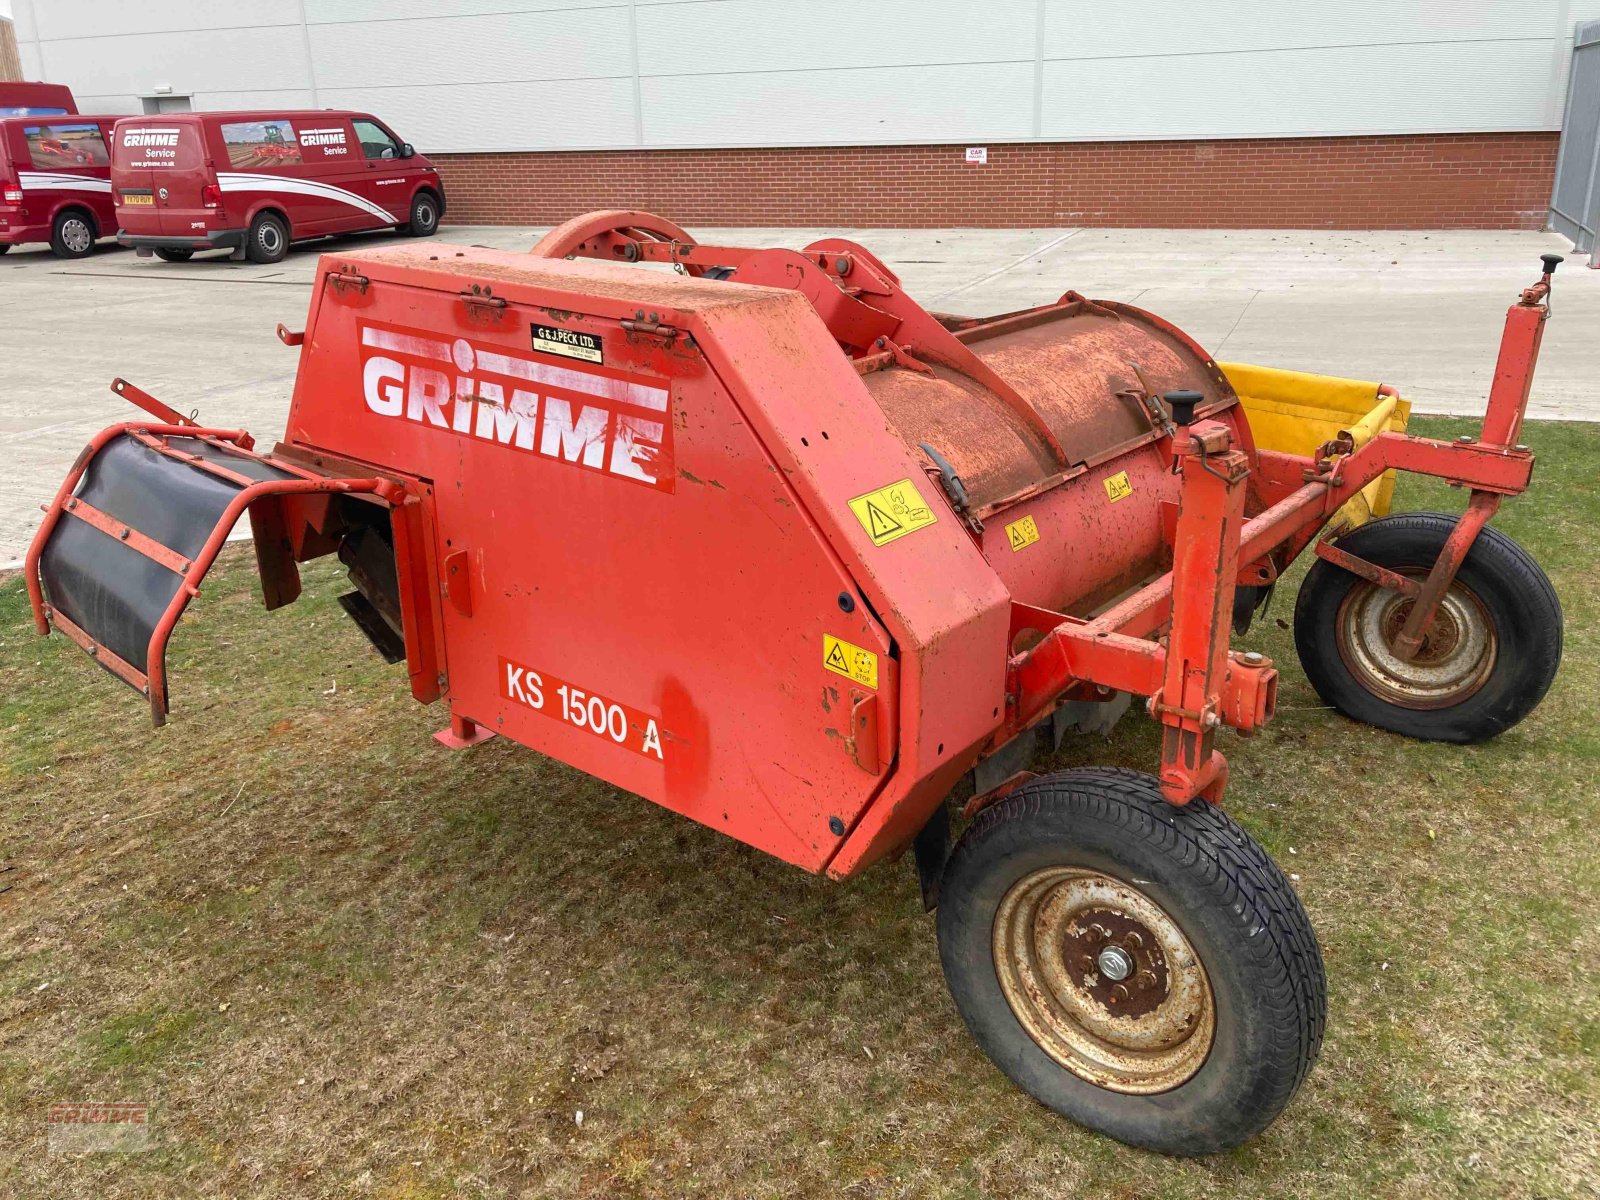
(937, 769, 1325, 1155)
(51, 211, 97, 259)
(246, 213, 289, 264)
(153, 248, 194, 263)
(401, 192, 439, 237)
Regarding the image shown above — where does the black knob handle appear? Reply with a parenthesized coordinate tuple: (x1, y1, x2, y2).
(1541, 253, 1563, 275)
(1163, 389, 1204, 426)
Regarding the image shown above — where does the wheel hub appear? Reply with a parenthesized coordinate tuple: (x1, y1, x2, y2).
(1064, 906, 1171, 1019)
(1095, 945, 1134, 983)
(1337, 577, 1497, 709)
(993, 867, 1214, 1094)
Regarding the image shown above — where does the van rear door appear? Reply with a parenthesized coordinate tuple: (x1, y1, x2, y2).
(0, 126, 22, 238)
(113, 118, 202, 236)
(152, 120, 210, 238)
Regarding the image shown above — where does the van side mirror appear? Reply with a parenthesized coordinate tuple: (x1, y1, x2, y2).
(400, 143, 415, 159)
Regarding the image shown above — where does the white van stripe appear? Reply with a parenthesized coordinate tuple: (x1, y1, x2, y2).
(216, 172, 396, 225)
(19, 172, 113, 194)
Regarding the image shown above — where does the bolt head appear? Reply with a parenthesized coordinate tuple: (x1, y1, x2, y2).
(1456, 434, 1476, 444)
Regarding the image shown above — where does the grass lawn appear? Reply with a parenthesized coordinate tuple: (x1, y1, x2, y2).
(1, 414, 1596, 1199)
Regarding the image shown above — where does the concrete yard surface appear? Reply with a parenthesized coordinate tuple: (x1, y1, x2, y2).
(1, 224, 1592, 563)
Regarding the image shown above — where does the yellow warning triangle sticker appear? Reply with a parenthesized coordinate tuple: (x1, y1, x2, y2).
(823, 634, 879, 689)
(848, 479, 938, 547)
(864, 500, 903, 540)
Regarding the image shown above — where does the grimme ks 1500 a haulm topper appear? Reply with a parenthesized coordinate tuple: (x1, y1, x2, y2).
(27, 213, 1563, 1154)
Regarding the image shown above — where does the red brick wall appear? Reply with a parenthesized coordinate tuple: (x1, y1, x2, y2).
(434, 132, 1557, 230)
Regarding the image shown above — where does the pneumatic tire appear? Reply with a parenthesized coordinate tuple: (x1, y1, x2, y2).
(50, 210, 96, 259)
(937, 769, 1325, 1156)
(1294, 513, 1561, 743)
(401, 191, 439, 237)
(246, 213, 289, 264)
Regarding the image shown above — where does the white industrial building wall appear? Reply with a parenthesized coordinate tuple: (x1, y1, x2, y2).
(12, 0, 1599, 152)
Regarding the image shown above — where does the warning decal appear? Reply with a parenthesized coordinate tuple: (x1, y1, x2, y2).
(848, 479, 937, 547)
(823, 634, 879, 690)
(1005, 515, 1040, 552)
(1103, 471, 1134, 503)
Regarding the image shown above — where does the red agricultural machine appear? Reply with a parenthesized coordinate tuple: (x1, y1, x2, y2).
(26, 213, 1563, 1154)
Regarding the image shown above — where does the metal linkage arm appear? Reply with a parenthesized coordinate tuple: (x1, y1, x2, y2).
(1148, 422, 1270, 805)
(1007, 421, 1277, 806)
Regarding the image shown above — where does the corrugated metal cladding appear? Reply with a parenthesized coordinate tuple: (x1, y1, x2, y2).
(10, 0, 1600, 152)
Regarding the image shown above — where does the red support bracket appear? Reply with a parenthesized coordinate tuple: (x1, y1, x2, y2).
(1390, 491, 1500, 661)
(110, 378, 201, 429)
(1313, 539, 1422, 598)
(434, 712, 496, 750)
(1152, 421, 1260, 806)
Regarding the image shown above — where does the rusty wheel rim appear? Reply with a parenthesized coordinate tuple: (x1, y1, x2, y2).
(1335, 576, 1496, 710)
(992, 867, 1214, 1094)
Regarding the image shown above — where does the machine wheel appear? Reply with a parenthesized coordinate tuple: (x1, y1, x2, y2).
(50, 210, 96, 259)
(937, 768, 1325, 1156)
(401, 191, 440, 237)
(246, 213, 289, 264)
(1294, 513, 1560, 743)
(153, 248, 194, 263)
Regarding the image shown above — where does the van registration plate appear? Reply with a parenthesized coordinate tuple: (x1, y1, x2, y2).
(122, 194, 153, 206)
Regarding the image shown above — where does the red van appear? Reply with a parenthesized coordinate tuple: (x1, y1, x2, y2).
(111, 111, 445, 264)
(0, 82, 79, 117)
(0, 116, 116, 257)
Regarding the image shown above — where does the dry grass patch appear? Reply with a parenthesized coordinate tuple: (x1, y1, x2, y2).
(1, 416, 1596, 1198)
